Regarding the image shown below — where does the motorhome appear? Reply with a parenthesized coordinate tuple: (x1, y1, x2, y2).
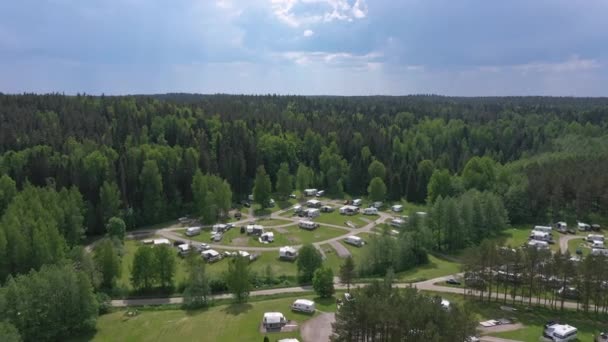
(373, 201, 383, 208)
(544, 323, 577, 342)
(578, 222, 591, 231)
(587, 234, 605, 242)
(177, 243, 190, 256)
(344, 235, 364, 247)
(440, 299, 450, 310)
(279, 246, 298, 261)
(556, 221, 568, 233)
(306, 199, 322, 208)
(153, 238, 171, 246)
(592, 240, 605, 249)
(303, 188, 318, 196)
(530, 231, 551, 242)
(352, 199, 362, 206)
(291, 299, 315, 313)
(305, 208, 320, 218)
(316, 190, 325, 197)
(391, 204, 403, 212)
(201, 249, 221, 263)
(259, 231, 274, 243)
(246, 224, 265, 235)
(237, 250, 251, 259)
(363, 207, 378, 215)
(592, 248, 608, 256)
(211, 232, 223, 242)
(212, 224, 228, 233)
(533, 225, 553, 235)
(298, 220, 319, 230)
(262, 312, 287, 330)
(293, 204, 303, 213)
(527, 240, 550, 250)
(339, 205, 359, 215)
(320, 205, 334, 213)
(390, 218, 406, 228)
(186, 226, 201, 237)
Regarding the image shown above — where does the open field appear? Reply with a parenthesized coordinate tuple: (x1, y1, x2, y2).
(205, 250, 298, 280)
(395, 254, 461, 282)
(82, 294, 337, 342)
(314, 210, 368, 227)
(254, 218, 293, 226)
(568, 237, 590, 257)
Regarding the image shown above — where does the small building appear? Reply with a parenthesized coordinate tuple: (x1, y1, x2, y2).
(259, 231, 274, 243)
(363, 207, 378, 215)
(291, 299, 315, 313)
(373, 201, 383, 208)
(339, 205, 359, 215)
(262, 312, 287, 330)
(246, 224, 265, 235)
(299, 220, 319, 230)
(177, 243, 190, 256)
(279, 246, 298, 261)
(305, 208, 320, 218)
(543, 323, 577, 342)
(391, 204, 403, 212)
(304, 189, 318, 196)
(344, 235, 364, 247)
(201, 249, 221, 263)
(153, 238, 171, 246)
(186, 226, 201, 237)
(306, 199, 322, 208)
(320, 205, 334, 213)
(352, 199, 362, 206)
(390, 218, 406, 228)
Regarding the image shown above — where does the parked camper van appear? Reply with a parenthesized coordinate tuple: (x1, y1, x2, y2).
(592, 240, 605, 249)
(390, 218, 406, 228)
(556, 221, 568, 233)
(527, 240, 549, 250)
(246, 224, 265, 236)
(578, 222, 591, 231)
(530, 231, 551, 242)
(592, 248, 608, 256)
(185, 226, 201, 237)
(320, 205, 334, 213)
(316, 190, 325, 197)
(201, 249, 221, 263)
(344, 235, 364, 247)
(305, 208, 320, 218)
(391, 204, 403, 212)
(544, 323, 577, 342)
(587, 234, 605, 242)
(279, 246, 298, 261)
(352, 199, 362, 206)
(259, 232, 274, 243)
(306, 199, 322, 208)
(291, 299, 315, 313)
(177, 244, 190, 256)
(303, 188, 318, 196)
(299, 220, 319, 230)
(363, 207, 378, 215)
(533, 225, 553, 235)
(339, 205, 359, 215)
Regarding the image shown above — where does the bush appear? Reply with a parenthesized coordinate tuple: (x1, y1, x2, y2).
(209, 278, 228, 293)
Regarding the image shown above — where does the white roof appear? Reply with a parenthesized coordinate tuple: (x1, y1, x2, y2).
(238, 250, 250, 258)
(261, 232, 274, 238)
(263, 312, 285, 323)
(416, 211, 427, 216)
(304, 188, 317, 192)
(578, 222, 590, 228)
(307, 199, 321, 204)
(340, 205, 358, 210)
(528, 240, 549, 246)
(557, 221, 567, 225)
(213, 224, 227, 228)
(346, 235, 362, 241)
(299, 220, 316, 225)
(178, 243, 190, 250)
(392, 204, 403, 208)
(247, 224, 264, 229)
(293, 204, 302, 209)
(293, 299, 315, 306)
(305, 208, 319, 212)
(441, 299, 450, 308)
(353, 198, 362, 202)
(280, 246, 297, 253)
(365, 207, 377, 211)
(278, 339, 299, 342)
(187, 226, 201, 230)
(202, 249, 219, 257)
(531, 231, 549, 237)
(153, 238, 171, 245)
(534, 225, 552, 230)
(547, 323, 577, 336)
(392, 218, 405, 223)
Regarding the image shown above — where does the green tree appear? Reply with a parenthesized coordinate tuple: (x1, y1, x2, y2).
(368, 160, 386, 180)
(253, 165, 272, 208)
(367, 177, 387, 202)
(225, 256, 251, 303)
(296, 244, 322, 282)
(99, 181, 121, 224)
(313, 266, 335, 298)
(131, 246, 156, 291)
(183, 252, 210, 309)
(0, 174, 17, 216)
(339, 256, 356, 291)
(93, 238, 121, 289)
(295, 163, 313, 195)
(154, 244, 176, 289)
(462, 156, 496, 192)
(139, 160, 164, 224)
(275, 162, 292, 199)
(191, 170, 207, 219)
(427, 169, 453, 203)
(0, 321, 21, 342)
(106, 216, 126, 241)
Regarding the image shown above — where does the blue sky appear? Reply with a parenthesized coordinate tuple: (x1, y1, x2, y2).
(0, 0, 607, 96)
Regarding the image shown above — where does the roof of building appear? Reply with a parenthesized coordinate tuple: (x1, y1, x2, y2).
(280, 246, 297, 253)
(293, 299, 315, 306)
(547, 323, 577, 336)
(263, 312, 285, 324)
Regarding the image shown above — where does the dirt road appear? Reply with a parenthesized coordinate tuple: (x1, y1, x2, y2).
(300, 313, 335, 342)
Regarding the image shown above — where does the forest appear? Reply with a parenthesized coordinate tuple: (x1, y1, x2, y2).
(1, 94, 608, 340)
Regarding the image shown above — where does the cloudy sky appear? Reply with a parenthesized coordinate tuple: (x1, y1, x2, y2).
(0, 0, 607, 96)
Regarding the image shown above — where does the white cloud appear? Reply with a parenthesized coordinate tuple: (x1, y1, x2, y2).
(280, 50, 381, 69)
(271, 0, 367, 27)
(513, 56, 600, 73)
(303, 29, 314, 37)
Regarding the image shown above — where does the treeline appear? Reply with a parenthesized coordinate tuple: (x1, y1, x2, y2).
(463, 241, 608, 313)
(332, 281, 476, 341)
(2, 94, 608, 233)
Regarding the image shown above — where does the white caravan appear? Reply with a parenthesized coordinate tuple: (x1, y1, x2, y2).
(291, 299, 315, 313)
(185, 226, 201, 237)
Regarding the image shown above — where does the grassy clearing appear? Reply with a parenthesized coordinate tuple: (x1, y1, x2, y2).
(85, 295, 337, 342)
(314, 210, 367, 227)
(254, 218, 293, 226)
(568, 237, 589, 257)
(204, 250, 299, 280)
(395, 254, 461, 282)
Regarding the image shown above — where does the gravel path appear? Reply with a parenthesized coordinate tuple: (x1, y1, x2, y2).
(329, 240, 351, 258)
(479, 323, 524, 334)
(559, 234, 584, 253)
(301, 313, 335, 342)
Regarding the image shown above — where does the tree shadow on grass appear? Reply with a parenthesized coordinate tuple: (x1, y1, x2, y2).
(222, 303, 253, 316)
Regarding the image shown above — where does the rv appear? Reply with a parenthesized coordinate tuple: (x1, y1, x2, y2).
(556, 221, 568, 233)
(299, 220, 319, 230)
(259, 232, 274, 243)
(363, 207, 378, 215)
(246, 224, 265, 236)
(306, 199, 322, 208)
(186, 226, 201, 237)
(177, 244, 191, 256)
(344, 235, 364, 247)
(533, 225, 553, 234)
(305, 208, 320, 218)
(339, 205, 359, 215)
(279, 246, 298, 260)
(352, 199, 362, 206)
(212, 224, 228, 233)
(153, 238, 171, 246)
(592, 240, 605, 249)
(201, 249, 221, 263)
(237, 250, 251, 259)
(588, 234, 605, 242)
(293, 204, 303, 213)
(544, 323, 577, 342)
(373, 201, 383, 208)
(316, 190, 325, 197)
(578, 222, 591, 231)
(390, 218, 406, 228)
(391, 204, 403, 212)
(211, 232, 223, 242)
(303, 188, 318, 196)
(592, 248, 608, 256)
(320, 205, 334, 213)
(592, 224, 602, 231)
(530, 231, 551, 242)
(262, 312, 287, 330)
(528, 240, 550, 250)
(291, 299, 315, 313)
(248, 194, 254, 201)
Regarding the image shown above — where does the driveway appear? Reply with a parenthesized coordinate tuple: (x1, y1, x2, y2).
(329, 240, 351, 258)
(301, 313, 335, 342)
(559, 234, 583, 253)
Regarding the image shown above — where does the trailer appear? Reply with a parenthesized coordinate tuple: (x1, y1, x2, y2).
(298, 220, 319, 230)
(363, 207, 378, 215)
(344, 235, 364, 247)
(279, 246, 298, 261)
(185, 226, 201, 237)
(291, 299, 315, 313)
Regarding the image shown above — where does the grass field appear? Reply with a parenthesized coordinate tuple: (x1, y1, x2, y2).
(204, 250, 299, 280)
(568, 237, 589, 257)
(314, 210, 368, 227)
(85, 294, 337, 342)
(395, 254, 461, 282)
(254, 218, 293, 226)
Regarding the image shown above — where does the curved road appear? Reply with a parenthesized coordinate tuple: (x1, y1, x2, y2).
(559, 234, 584, 253)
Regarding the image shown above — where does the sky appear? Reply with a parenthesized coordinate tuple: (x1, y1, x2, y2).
(0, 0, 607, 96)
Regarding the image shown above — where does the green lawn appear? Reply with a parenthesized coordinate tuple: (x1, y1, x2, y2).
(568, 237, 589, 257)
(204, 250, 299, 280)
(321, 244, 344, 274)
(254, 218, 293, 226)
(86, 295, 337, 342)
(314, 210, 368, 228)
(395, 254, 461, 282)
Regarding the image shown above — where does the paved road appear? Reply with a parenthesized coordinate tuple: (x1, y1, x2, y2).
(559, 234, 584, 253)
